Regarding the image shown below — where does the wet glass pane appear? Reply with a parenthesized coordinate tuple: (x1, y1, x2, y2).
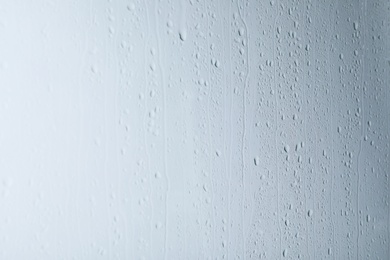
(0, 0, 389, 259)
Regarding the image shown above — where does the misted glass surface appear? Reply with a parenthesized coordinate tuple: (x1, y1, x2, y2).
(0, 0, 389, 259)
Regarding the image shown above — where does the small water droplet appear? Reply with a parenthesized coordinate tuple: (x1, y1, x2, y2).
(179, 29, 187, 41)
(254, 156, 260, 166)
(353, 21, 359, 30)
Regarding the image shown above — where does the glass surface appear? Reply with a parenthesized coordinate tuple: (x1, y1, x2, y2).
(0, 0, 388, 259)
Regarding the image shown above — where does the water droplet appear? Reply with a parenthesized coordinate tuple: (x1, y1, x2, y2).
(238, 28, 245, 36)
(179, 29, 187, 41)
(127, 3, 135, 11)
(254, 156, 260, 166)
(353, 21, 359, 30)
